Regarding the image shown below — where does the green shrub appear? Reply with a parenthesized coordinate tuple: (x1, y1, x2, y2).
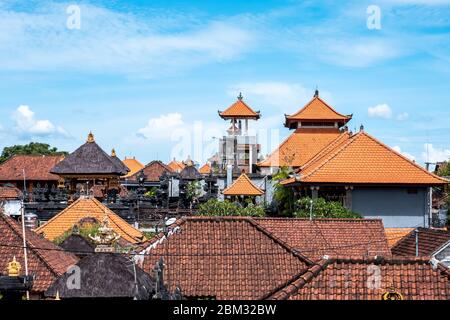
(294, 197, 361, 219)
(197, 199, 265, 217)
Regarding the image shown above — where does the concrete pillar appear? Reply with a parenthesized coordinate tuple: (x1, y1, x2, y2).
(245, 119, 248, 135)
(345, 186, 353, 211)
(311, 186, 319, 199)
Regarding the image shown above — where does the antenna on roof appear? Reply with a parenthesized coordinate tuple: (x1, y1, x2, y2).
(21, 168, 30, 300)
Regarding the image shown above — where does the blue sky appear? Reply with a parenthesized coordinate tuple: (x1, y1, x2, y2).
(0, 0, 449, 166)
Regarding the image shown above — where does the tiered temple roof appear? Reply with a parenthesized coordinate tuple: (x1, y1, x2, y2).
(51, 133, 129, 177)
(219, 93, 260, 120)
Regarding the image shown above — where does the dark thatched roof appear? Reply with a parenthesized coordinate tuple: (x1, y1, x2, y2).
(59, 234, 95, 258)
(179, 165, 202, 181)
(51, 139, 129, 176)
(45, 253, 155, 300)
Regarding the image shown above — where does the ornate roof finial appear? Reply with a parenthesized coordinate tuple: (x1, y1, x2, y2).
(314, 86, 319, 98)
(360, 124, 365, 132)
(7, 256, 21, 277)
(55, 291, 61, 301)
(382, 283, 403, 300)
(87, 132, 95, 143)
(237, 92, 243, 101)
(111, 148, 117, 157)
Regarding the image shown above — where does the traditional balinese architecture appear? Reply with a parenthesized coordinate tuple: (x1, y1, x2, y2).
(138, 216, 313, 300)
(266, 256, 450, 300)
(281, 128, 448, 228)
(258, 90, 351, 172)
(222, 172, 264, 203)
(58, 234, 95, 259)
(50, 133, 129, 201)
(122, 157, 144, 179)
(167, 159, 185, 173)
(35, 197, 145, 244)
(254, 218, 391, 260)
(0, 155, 64, 194)
(124, 160, 173, 188)
(0, 212, 78, 298)
(45, 253, 155, 300)
(0, 256, 33, 300)
(198, 163, 212, 175)
(218, 93, 261, 174)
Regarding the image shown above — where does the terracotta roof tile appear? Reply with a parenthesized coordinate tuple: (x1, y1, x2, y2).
(199, 163, 212, 174)
(167, 160, 185, 173)
(128, 160, 173, 182)
(285, 96, 351, 123)
(284, 131, 448, 185)
(122, 158, 144, 178)
(35, 197, 145, 244)
(258, 129, 346, 168)
(223, 173, 264, 196)
(219, 98, 260, 120)
(268, 257, 450, 300)
(0, 155, 63, 181)
(385, 228, 415, 247)
(255, 218, 391, 260)
(392, 228, 450, 257)
(0, 186, 22, 200)
(0, 213, 78, 293)
(140, 216, 312, 300)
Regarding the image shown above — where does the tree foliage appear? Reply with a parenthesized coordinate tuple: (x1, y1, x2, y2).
(436, 161, 450, 177)
(198, 199, 265, 217)
(272, 166, 295, 216)
(294, 197, 361, 219)
(0, 142, 68, 163)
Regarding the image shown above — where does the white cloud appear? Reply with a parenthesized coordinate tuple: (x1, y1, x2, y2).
(368, 104, 392, 119)
(422, 143, 450, 163)
(392, 145, 416, 161)
(227, 82, 333, 114)
(13, 105, 68, 137)
(137, 113, 185, 140)
(0, 4, 256, 76)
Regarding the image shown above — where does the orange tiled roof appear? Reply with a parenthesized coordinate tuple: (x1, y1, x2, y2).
(219, 96, 260, 119)
(35, 197, 145, 244)
(198, 163, 212, 174)
(223, 173, 264, 196)
(167, 160, 185, 173)
(0, 155, 63, 181)
(285, 96, 352, 123)
(122, 157, 144, 178)
(268, 257, 450, 300)
(258, 129, 347, 168)
(140, 216, 312, 300)
(0, 213, 78, 293)
(385, 228, 415, 247)
(282, 131, 449, 185)
(128, 160, 173, 182)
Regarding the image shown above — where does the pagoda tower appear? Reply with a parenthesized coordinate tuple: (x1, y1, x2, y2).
(218, 93, 261, 174)
(258, 90, 352, 173)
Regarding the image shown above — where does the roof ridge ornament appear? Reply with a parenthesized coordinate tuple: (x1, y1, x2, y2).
(7, 256, 21, 277)
(111, 148, 117, 157)
(237, 92, 243, 101)
(87, 132, 95, 143)
(314, 86, 319, 98)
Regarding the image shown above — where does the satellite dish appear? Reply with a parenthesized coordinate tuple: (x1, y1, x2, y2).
(165, 218, 177, 226)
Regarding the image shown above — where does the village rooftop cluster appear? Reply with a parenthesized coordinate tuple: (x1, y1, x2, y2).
(0, 90, 449, 301)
